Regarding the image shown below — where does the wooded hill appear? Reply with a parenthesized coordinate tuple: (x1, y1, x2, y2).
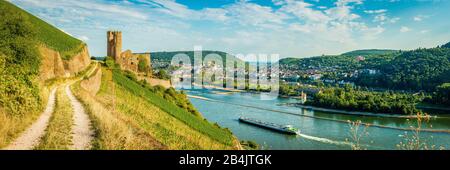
(279, 44, 450, 92)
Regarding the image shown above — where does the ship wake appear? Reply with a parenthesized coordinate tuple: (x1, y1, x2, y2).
(298, 133, 350, 146)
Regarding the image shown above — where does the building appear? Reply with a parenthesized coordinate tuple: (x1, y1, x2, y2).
(356, 55, 365, 62)
(309, 74, 322, 80)
(107, 31, 152, 76)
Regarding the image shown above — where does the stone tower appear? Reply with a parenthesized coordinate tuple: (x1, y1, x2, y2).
(107, 31, 122, 61)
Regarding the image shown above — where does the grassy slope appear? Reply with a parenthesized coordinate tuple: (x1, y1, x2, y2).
(72, 66, 236, 149)
(112, 69, 235, 147)
(72, 67, 166, 150)
(35, 87, 73, 150)
(1, 1, 83, 59)
(0, 1, 84, 147)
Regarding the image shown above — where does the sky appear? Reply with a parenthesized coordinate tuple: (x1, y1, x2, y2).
(9, 0, 450, 60)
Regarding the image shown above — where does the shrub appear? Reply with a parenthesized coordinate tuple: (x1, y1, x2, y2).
(0, 3, 42, 115)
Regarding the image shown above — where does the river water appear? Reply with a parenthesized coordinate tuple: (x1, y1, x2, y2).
(185, 89, 450, 150)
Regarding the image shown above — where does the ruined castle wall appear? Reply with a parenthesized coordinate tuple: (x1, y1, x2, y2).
(38, 44, 91, 81)
(38, 45, 66, 81)
(80, 67, 102, 95)
(63, 45, 91, 75)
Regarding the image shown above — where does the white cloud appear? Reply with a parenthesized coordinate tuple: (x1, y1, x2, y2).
(420, 30, 429, 34)
(373, 14, 387, 22)
(389, 17, 400, 23)
(279, 1, 330, 22)
(413, 16, 422, 21)
(364, 9, 387, 14)
(372, 13, 399, 25)
(325, 4, 360, 21)
(400, 26, 411, 33)
(289, 23, 312, 33)
(413, 15, 430, 22)
(226, 2, 288, 26)
(335, 0, 363, 7)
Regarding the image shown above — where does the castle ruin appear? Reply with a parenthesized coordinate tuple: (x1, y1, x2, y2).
(107, 31, 152, 76)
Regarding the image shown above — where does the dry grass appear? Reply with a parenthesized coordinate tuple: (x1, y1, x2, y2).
(0, 85, 51, 149)
(346, 120, 370, 150)
(397, 113, 445, 150)
(99, 68, 234, 150)
(0, 63, 95, 149)
(35, 87, 73, 150)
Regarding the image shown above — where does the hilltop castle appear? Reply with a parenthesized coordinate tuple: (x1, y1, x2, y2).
(107, 31, 152, 75)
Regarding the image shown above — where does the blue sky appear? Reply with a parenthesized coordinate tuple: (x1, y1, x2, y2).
(9, 0, 450, 59)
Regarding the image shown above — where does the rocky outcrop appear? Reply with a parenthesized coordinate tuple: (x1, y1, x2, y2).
(64, 45, 91, 75)
(38, 46, 66, 81)
(80, 68, 102, 95)
(39, 45, 91, 81)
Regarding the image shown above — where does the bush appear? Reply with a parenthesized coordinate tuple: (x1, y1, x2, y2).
(155, 69, 170, 80)
(240, 140, 259, 150)
(308, 87, 422, 115)
(104, 56, 116, 69)
(0, 3, 42, 115)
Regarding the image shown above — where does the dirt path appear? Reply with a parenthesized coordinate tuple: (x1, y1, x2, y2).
(65, 85, 93, 150)
(4, 88, 57, 150)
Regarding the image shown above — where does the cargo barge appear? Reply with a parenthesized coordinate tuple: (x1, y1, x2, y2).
(239, 117, 299, 135)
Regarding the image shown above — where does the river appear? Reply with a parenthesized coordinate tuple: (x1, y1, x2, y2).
(185, 88, 450, 150)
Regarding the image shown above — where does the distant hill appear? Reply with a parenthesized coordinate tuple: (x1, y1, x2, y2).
(342, 49, 398, 56)
(150, 51, 245, 71)
(151, 50, 244, 63)
(442, 42, 450, 48)
(279, 45, 450, 91)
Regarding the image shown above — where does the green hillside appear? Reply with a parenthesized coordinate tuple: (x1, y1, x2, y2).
(442, 42, 450, 48)
(279, 44, 450, 92)
(151, 51, 245, 68)
(0, 1, 83, 59)
(342, 49, 398, 56)
(69, 63, 237, 149)
(0, 0, 84, 115)
(373, 47, 450, 90)
(279, 53, 397, 73)
(0, 0, 84, 146)
(112, 69, 235, 146)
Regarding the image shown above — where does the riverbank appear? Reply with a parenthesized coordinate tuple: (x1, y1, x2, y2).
(191, 83, 243, 92)
(416, 103, 450, 112)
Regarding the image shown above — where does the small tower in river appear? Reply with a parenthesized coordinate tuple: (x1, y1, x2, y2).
(300, 91, 307, 104)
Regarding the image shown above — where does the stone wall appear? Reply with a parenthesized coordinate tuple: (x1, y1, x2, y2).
(117, 50, 152, 76)
(38, 45, 66, 81)
(63, 45, 91, 75)
(38, 44, 91, 81)
(80, 67, 102, 95)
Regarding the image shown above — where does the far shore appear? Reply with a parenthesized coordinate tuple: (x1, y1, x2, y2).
(281, 103, 435, 119)
(191, 83, 243, 92)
